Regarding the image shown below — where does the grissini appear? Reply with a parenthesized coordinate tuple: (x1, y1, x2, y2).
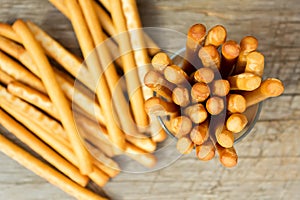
(190, 82, 210, 103)
(169, 116, 193, 138)
(164, 65, 190, 85)
(228, 72, 261, 91)
(198, 45, 221, 69)
(241, 78, 284, 108)
(193, 67, 215, 84)
(176, 136, 194, 154)
(195, 138, 216, 161)
(0, 69, 14, 85)
(0, 134, 107, 200)
(227, 94, 247, 113)
(151, 52, 172, 72)
(0, 22, 22, 43)
(182, 24, 206, 75)
(220, 40, 240, 77)
(245, 51, 264, 77)
(149, 115, 167, 142)
(204, 25, 227, 47)
(215, 128, 234, 148)
(206, 96, 225, 115)
(172, 87, 190, 107)
(190, 120, 209, 145)
(66, 0, 126, 151)
(13, 19, 93, 174)
(226, 113, 248, 133)
(144, 97, 179, 116)
(215, 143, 238, 168)
(210, 79, 230, 97)
(184, 104, 207, 124)
(0, 109, 89, 187)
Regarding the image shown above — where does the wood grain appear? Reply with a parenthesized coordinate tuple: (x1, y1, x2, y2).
(1, 0, 300, 199)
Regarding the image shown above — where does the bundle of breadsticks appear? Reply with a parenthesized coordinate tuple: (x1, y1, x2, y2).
(0, 0, 163, 199)
(144, 23, 284, 168)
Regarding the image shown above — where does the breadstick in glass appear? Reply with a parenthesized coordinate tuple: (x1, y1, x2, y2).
(216, 143, 238, 168)
(193, 67, 215, 84)
(184, 104, 207, 124)
(164, 65, 190, 85)
(206, 96, 224, 115)
(226, 113, 248, 133)
(190, 120, 209, 145)
(176, 136, 194, 154)
(169, 116, 193, 138)
(151, 52, 172, 72)
(220, 40, 240, 77)
(172, 87, 190, 107)
(204, 25, 227, 47)
(191, 82, 210, 103)
(245, 51, 264, 77)
(228, 72, 261, 91)
(210, 79, 230, 97)
(195, 139, 216, 161)
(198, 45, 221, 69)
(227, 94, 246, 113)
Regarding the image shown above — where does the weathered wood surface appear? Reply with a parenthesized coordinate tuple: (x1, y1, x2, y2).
(0, 0, 300, 199)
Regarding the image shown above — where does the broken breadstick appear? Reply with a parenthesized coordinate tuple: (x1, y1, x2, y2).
(227, 94, 247, 113)
(215, 143, 238, 168)
(245, 51, 264, 77)
(195, 139, 216, 161)
(164, 65, 190, 85)
(176, 136, 194, 154)
(226, 113, 248, 133)
(172, 87, 190, 107)
(228, 72, 261, 91)
(220, 40, 240, 77)
(206, 96, 224, 115)
(0, 134, 107, 200)
(193, 67, 215, 84)
(198, 45, 221, 69)
(190, 120, 209, 145)
(204, 25, 227, 47)
(241, 78, 284, 108)
(191, 82, 210, 103)
(184, 104, 208, 124)
(13, 19, 93, 174)
(182, 23, 206, 74)
(0, 109, 89, 187)
(151, 52, 172, 72)
(210, 79, 230, 97)
(169, 116, 193, 138)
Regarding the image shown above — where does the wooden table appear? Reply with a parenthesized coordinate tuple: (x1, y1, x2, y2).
(1, 0, 300, 199)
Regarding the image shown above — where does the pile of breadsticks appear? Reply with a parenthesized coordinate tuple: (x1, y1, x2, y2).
(0, 0, 163, 199)
(144, 23, 284, 168)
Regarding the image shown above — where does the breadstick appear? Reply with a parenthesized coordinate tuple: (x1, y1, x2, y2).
(151, 52, 172, 72)
(184, 104, 208, 124)
(124, 143, 157, 168)
(26, 21, 94, 90)
(227, 94, 246, 113)
(204, 25, 227, 47)
(0, 135, 107, 200)
(110, 0, 149, 127)
(190, 120, 209, 145)
(7, 81, 58, 119)
(0, 110, 89, 187)
(215, 143, 238, 168)
(228, 72, 261, 91)
(235, 36, 258, 74)
(144, 97, 179, 116)
(172, 87, 190, 107)
(215, 128, 234, 148)
(191, 82, 210, 103)
(149, 115, 167, 142)
(66, 0, 126, 151)
(0, 50, 45, 93)
(169, 116, 193, 138)
(182, 24, 206, 74)
(0, 23, 22, 43)
(198, 45, 221, 69)
(164, 65, 190, 85)
(241, 78, 284, 107)
(0, 69, 14, 85)
(220, 40, 240, 77)
(193, 67, 215, 84)
(226, 113, 248, 133)
(176, 136, 194, 154)
(206, 96, 224, 115)
(144, 70, 174, 101)
(210, 79, 230, 97)
(245, 51, 264, 77)
(13, 19, 93, 174)
(1, 98, 109, 187)
(195, 139, 216, 161)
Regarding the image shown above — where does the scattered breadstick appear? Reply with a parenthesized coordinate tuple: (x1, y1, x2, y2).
(13, 19, 93, 174)
(242, 78, 284, 107)
(145, 97, 179, 116)
(190, 120, 209, 145)
(184, 104, 207, 124)
(169, 116, 193, 138)
(226, 113, 248, 133)
(0, 109, 89, 186)
(228, 72, 261, 91)
(191, 82, 210, 103)
(227, 94, 246, 113)
(0, 50, 45, 93)
(210, 79, 230, 96)
(172, 87, 190, 107)
(151, 52, 172, 72)
(0, 69, 14, 85)
(144, 70, 174, 101)
(176, 136, 194, 154)
(245, 51, 264, 77)
(206, 96, 224, 115)
(220, 40, 240, 77)
(204, 25, 227, 47)
(193, 67, 215, 83)
(198, 45, 221, 69)
(164, 65, 190, 85)
(182, 24, 206, 74)
(195, 139, 216, 161)
(0, 134, 107, 200)
(0, 23, 22, 43)
(215, 143, 238, 168)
